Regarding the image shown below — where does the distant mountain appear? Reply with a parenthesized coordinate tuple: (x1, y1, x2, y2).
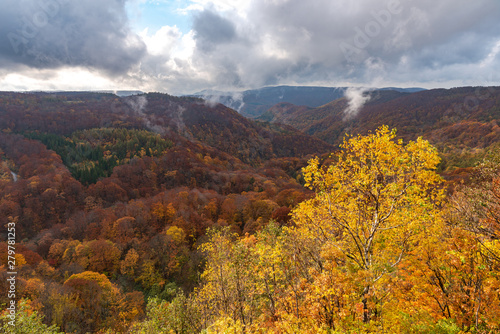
(25, 90, 144, 97)
(260, 87, 500, 172)
(113, 90, 144, 97)
(133, 93, 334, 164)
(191, 86, 426, 118)
(0, 91, 332, 165)
(5, 86, 496, 174)
(378, 87, 426, 93)
(259, 90, 410, 124)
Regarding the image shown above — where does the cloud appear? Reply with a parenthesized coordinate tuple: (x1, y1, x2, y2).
(193, 9, 237, 52)
(0, 0, 146, 75)
(0, 67, 119, 91)
(170, 0, 500, 93)
(186, 0, 251, 16)
(125, 94, 167, 134)
(343, 87, 371, 120)
(140, 26, 183, 56)
(1, 0, 500, 94)
(199, 90, 245, 112)
(125, 95, 148, 115)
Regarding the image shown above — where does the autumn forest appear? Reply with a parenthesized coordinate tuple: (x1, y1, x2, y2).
(1, 88, 500, 333)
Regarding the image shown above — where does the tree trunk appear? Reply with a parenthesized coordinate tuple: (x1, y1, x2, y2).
(362, 286, 370, 323)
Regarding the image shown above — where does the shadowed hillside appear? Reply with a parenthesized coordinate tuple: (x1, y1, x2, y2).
(0, 92, 333, 165)
(261, 87, 500, 171)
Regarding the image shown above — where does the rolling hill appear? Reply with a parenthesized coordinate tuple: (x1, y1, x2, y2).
(260, 87, 500, 172)
(0, 91, 332, 166)
(192, 86, 425, 118)
(1, 87, 500, 333)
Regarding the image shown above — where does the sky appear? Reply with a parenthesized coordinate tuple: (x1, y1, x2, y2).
(0, 0, 499, 95)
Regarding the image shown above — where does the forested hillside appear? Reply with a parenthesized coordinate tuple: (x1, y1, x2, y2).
(0, 92, 332, 164)
(192, 86, 424, 118)
(0, 92, 327, 333)
(262, 87, 500, 174)
(0, 91, 499, 333)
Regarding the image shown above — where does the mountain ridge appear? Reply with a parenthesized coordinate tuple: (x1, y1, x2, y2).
(260, 86, 500, 172)
(190, 85, 426, 118)
(0, 91, 333, 166)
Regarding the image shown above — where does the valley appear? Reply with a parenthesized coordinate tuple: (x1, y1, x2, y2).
(0, 87, 499, 333)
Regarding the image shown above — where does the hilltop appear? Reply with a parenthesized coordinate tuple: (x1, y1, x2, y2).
(191, 86, 425, 118)
(260, 87, 500, 172)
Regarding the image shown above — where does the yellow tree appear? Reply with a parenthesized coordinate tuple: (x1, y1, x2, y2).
(292, 126, 443, 327)
(428, 153, 500, 332)
(63, 271, 121, 332)
(448, 154, 500, 264)
(196, 227, 259, 331)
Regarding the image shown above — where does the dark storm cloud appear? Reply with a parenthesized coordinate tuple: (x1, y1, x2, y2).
(186, 0, 500, 91)
(0, 0, 146, 74)
(1, 0, 499, 93)
(193, 9, 237, 52)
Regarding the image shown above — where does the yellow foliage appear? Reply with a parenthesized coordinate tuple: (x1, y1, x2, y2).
(151, 202, 176, 223)
(205, 316, 245, 334)
(166, 126, 500, 333)
(166, 226, 187, 245)
(120, 248, 140, 276)
(14, 253, 27, 267)
(292, 126, 444, 327)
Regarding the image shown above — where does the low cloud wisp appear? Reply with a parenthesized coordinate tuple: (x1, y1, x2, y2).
(343, 87, 371, 120)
